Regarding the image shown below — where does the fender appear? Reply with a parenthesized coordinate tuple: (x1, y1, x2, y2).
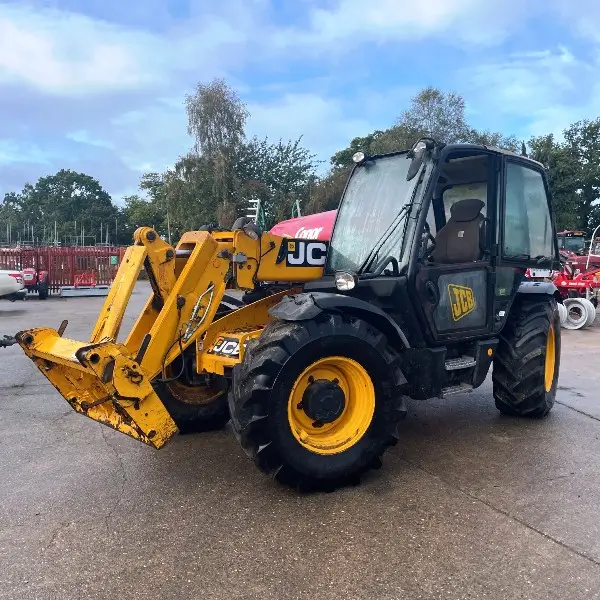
(269, 292, 410, 349)
(517, 280, 563, 303)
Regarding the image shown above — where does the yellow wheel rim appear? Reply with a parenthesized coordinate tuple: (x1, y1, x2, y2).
(544, 325, 556, 392)
(287, 356, 375, 455)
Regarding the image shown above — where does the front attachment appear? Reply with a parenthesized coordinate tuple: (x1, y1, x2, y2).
(16, 327, 178, 449)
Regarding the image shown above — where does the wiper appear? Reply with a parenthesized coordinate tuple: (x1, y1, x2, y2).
(358, 204, 410, 274)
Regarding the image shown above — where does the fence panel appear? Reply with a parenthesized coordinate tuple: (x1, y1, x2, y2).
(0, 246, 127, 292)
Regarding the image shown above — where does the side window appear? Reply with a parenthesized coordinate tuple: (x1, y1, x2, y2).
(503, 162, 554, 259)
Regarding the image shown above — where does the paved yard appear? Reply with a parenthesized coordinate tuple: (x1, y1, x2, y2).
(1, 284, 599, 599)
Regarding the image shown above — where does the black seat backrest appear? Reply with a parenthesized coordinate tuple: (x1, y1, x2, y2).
(429, 198, 485, 264)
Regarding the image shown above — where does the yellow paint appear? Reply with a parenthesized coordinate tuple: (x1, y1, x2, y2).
(236, 232, 325, 288)
(448, 283, 476, 321)
(15, 225, 325, 450)
(287, 356, 375, 455)
(16, 327, 177, 448)
(545, 325, 556, 392)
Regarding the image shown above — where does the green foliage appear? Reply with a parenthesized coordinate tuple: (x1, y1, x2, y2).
(528, 134, 580, 231)
(563, 119, 600, 228)
(0, 169, 118, 245)
(234, 136, 320, 227)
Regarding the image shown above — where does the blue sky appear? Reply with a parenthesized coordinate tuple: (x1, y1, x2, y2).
(1, 0, 599, 202)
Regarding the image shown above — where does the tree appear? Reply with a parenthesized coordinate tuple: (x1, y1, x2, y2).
(235, 136, 320, 227)
(185, 78, 249, 157)
(396, 87, 469, 143)
(0, 170, 117, 245)
(330, 131, 385, 169)
(184, 78, 251, 226)
(463, 129, 520, 152)
(528, 134, 580, 231)
(563, 119, 600, 228)
(120, 195, 167, 242)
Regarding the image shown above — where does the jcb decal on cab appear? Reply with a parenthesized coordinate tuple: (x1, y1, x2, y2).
(285, 240, 328, 267)
(448, 284, 476, 321)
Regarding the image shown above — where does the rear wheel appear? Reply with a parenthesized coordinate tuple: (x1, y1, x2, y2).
(492, 297, 560, 418)
(229, 314, 407, 491)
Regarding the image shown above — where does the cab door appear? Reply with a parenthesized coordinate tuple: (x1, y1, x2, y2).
(411, 149, 499, 342)
(491, 157, 559, 332)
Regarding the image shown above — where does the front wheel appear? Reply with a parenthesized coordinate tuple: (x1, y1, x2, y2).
(492, 297, 560, 418)
(229, 314, 407, 491)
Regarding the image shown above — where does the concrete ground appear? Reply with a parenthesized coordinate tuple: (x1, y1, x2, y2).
(1, 283, 599, 599)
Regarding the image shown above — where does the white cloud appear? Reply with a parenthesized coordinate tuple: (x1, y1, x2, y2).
(271, 0, 533, 52)
(0, 2, 261, 96)
(0, 140, 52, 166)
(246, 92, 376, 170)
(0, 4, 161, 94)
(462, 46, 600, 139)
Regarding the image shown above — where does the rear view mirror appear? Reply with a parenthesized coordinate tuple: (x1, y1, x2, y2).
(407, 138, 435, 181)
(407, 150, 424, 181)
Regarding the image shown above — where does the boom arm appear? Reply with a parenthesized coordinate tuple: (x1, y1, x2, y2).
(15, 227, 327, 448)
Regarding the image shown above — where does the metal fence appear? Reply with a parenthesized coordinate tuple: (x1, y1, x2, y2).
(0, 246, 127, 292)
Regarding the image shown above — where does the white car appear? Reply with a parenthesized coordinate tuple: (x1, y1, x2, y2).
(0, 269, 27, 301)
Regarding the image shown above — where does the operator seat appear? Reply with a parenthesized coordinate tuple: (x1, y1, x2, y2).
(429, 198, 485, 264)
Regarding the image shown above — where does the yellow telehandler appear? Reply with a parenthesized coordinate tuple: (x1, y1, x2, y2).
(15, 139, 563, 490)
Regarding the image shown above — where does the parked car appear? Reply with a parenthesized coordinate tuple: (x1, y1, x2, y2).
(0, 270, 26, 301)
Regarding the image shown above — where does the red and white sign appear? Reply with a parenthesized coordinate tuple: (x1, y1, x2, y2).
(270, 210, 336, 241)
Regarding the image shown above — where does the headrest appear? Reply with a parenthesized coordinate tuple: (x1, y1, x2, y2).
(449, 198, 484, 222)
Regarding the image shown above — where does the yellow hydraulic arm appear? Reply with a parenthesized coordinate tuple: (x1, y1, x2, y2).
(16, 227, 326, 448)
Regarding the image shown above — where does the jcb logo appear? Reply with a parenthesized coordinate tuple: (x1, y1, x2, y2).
(448, 284, 476, 321)
(210, 337, 241, 356)
(286, 240, 328, 267)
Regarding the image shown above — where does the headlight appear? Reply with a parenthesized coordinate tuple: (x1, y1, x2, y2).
(334, 271, 357, 291)
(352, 151, 365, 164)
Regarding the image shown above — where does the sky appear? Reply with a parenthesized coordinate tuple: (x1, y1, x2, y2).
(1, 0, 600, 202)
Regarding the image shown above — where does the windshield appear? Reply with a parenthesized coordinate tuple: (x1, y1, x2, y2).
(327, 153, 416, 273)
(562, 236, 585, 254)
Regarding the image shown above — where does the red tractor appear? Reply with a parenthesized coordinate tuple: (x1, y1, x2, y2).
(22, 267, 50, 299)
(556, 229, 600, 271)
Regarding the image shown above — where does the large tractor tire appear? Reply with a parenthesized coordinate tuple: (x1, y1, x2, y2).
(155, 369, 230, 434)
(229, 314, 407, 491)
(152, 296, 242, 434)
(492, 296, 560, 418)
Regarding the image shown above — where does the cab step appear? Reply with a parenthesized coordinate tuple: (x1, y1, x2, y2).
(444, 356, 476, 371)
(441, 383, 473, 398)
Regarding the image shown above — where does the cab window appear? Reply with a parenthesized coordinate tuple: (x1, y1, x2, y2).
(503, 162, 554, 259)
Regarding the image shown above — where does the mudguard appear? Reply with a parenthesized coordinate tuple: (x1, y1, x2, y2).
(269, 292, 410, 349)
(517, 280, 563, 302)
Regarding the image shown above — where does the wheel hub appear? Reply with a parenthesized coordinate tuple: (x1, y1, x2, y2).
(300, 378, 346, 425)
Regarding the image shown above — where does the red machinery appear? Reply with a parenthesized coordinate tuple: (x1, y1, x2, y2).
(556, 230, 600, 271)
(269, 210, 337, 240)
(22, 267, 50, 299)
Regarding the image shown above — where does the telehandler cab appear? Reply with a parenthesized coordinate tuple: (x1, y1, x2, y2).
(16, 139, 562, 490)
